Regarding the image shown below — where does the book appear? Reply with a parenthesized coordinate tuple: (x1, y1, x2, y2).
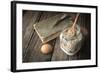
(34, 14, 73, 43)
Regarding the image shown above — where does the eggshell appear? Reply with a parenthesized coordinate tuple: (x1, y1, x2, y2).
(41, 44, 53, 54)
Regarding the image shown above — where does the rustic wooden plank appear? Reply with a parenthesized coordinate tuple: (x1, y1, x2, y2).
(22, 11, 42, 61)
(23, 12, 58, 62)
(51, 37, 70, 61)
(23, 11, 34, 35)
(77, 14, 91, 60)
(24, 32, 56, 62)
(22, 11, 42, 48)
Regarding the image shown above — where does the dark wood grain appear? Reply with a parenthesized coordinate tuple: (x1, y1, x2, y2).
(23, 12, 58, 62)
(22, 11, 42, 62)
(51, 37, 70, 61)
(77, 14, 91, 60)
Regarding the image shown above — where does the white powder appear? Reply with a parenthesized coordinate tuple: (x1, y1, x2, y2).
(60, 25, 83, 55)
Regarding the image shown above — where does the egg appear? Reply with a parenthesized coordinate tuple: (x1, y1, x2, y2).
(41, 44, 53, 54)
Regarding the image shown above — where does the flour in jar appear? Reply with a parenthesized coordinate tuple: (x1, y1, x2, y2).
(60, 25, 83, 55)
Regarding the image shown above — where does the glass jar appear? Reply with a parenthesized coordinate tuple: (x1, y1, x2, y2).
(60, 25, 83, 55)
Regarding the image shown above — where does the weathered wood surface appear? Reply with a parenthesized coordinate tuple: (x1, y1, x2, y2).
(22, 11, 42, 61)
(22, 11, 90, 62)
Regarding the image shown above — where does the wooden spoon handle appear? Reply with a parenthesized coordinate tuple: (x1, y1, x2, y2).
(72, 13, 80, 28)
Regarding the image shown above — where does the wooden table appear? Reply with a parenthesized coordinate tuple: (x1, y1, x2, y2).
(22, 11, 91, 62)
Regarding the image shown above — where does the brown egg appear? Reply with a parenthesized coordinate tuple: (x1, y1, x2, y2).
(41, 44, 53, 54)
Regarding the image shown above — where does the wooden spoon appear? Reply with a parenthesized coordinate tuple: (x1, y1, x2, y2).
(67, 13, 80, 37)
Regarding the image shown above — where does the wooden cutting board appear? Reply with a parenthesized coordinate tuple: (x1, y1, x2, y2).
(34, 13, 73, 43)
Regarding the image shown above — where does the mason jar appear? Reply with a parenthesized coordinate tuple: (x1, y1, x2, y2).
(60, 25, 83, 55)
